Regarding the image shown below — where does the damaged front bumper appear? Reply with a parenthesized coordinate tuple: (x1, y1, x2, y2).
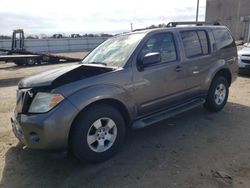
(11, 99, 79, 150)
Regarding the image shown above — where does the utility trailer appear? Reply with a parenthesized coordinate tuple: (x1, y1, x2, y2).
(0, 29, 82, 66)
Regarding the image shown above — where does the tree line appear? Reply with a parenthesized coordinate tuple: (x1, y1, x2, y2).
(0, 33, 113, 39)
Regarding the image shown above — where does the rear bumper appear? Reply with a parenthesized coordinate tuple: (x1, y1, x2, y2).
(11, 99, 78, 150)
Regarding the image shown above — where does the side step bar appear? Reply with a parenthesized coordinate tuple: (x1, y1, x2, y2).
(132, 98, 205, 129)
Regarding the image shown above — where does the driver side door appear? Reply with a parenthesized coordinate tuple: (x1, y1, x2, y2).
(133, 32, 187, 116)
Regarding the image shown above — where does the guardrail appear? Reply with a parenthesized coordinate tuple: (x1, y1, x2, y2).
(0, 37, 109, 53)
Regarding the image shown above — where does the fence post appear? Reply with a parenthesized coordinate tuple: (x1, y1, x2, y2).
(67, 38, 70, 52)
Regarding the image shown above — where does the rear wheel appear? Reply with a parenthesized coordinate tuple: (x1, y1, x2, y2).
(70, 104, 126, 162)
(204, 76, 229, 112)
(25, 58, 36, 66)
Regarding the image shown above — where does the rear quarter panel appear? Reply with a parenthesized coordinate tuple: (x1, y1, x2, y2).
(203, 27, 238, 90)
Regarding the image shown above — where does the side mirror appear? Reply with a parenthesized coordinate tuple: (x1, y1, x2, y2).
(137, 52, 161, 71)
(142, 52, 161, 66)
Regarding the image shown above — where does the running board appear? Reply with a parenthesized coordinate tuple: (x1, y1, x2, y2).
(132, 98, 205, 129)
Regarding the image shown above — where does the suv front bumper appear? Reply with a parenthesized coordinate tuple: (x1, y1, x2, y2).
(11, 99, 78, 150)
(239, 58, 250, 69)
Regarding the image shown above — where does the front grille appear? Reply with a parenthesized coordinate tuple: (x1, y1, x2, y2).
(16, 89, 34, 113)
(241, 59, 250, 64)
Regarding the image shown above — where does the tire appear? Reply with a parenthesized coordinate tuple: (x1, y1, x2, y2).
(204, 76, 229, 112)
(25, 58, 36, 66)
(70, 104, 126, 163)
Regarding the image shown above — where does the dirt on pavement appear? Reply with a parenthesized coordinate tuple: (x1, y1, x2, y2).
(0, 52, 250, 188)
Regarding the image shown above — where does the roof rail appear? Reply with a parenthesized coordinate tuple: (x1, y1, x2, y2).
(132, 28, 149, 32)
(166, 21, 220, 27)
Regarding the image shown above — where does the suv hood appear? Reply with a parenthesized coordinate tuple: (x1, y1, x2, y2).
(18, 64, 114, 89)
(239, 47, 250, 55)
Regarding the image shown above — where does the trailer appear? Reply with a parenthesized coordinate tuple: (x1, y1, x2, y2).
(0, 29, 82, 66)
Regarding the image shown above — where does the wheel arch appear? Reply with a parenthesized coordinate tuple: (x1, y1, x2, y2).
(68, 98, 132, 146)
(213, 68, 232, 86)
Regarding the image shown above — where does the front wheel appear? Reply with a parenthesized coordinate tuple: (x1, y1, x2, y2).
(204, 76, 229, 112)
(70, 104, 126, 162)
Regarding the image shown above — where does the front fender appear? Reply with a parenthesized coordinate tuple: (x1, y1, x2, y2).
(67, 84, 135, 120)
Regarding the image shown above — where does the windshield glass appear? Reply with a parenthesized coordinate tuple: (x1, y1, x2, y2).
(82, 33, 146, 67)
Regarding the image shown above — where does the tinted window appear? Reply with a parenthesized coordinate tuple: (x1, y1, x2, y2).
(213, 28, 234, 49)
(140, 33, 177, 63)
(197, 31, 209, 54)
(181, 30, 209, 58)
(181, 31, 202, 57)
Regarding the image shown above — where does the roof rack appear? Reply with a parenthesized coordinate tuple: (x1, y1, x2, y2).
(132, 28, 148, 32)
(131, 21, 221, 33)
(166, 21, 220, 27)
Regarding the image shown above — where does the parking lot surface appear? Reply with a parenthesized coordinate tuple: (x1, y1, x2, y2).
(0, 52, 250, 188)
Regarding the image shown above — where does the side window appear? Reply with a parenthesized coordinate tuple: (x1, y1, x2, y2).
(181, 31, 202, 57)
(140, 33, 177, 64)
(213, 28, 234, 50)
(181, 30, 209, 58)
(197, 31, 209, 54)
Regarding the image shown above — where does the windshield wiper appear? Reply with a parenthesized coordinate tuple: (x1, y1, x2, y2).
(89, 62, 107, 66)
(82, 61, 118, 69)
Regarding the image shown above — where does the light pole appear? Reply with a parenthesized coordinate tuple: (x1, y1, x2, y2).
(130, 23, 133, 31)
(196, 0, 200, 22)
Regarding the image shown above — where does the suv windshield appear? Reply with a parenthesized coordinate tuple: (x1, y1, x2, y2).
(82, 33, 146, 67)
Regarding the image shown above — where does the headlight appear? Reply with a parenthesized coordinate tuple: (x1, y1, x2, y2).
(28, 92, 64, 113)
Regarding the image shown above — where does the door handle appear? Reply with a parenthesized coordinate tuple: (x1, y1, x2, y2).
(227, 57, 236, 64)
(193, 70, 200, 74)
(175, 65, 182, 72)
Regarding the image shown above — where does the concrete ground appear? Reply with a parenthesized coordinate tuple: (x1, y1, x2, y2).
(0, 52, 250, 188)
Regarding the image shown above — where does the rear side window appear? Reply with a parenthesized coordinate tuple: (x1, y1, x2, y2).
(197, 31, 209, 54)
(181, 30, 209, 58)
(213, 28, 234, 50)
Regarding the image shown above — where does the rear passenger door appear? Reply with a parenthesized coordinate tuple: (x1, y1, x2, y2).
(179, 30, 213, 97)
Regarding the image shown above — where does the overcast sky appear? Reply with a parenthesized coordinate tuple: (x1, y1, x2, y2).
(0, 0, 206, 35)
